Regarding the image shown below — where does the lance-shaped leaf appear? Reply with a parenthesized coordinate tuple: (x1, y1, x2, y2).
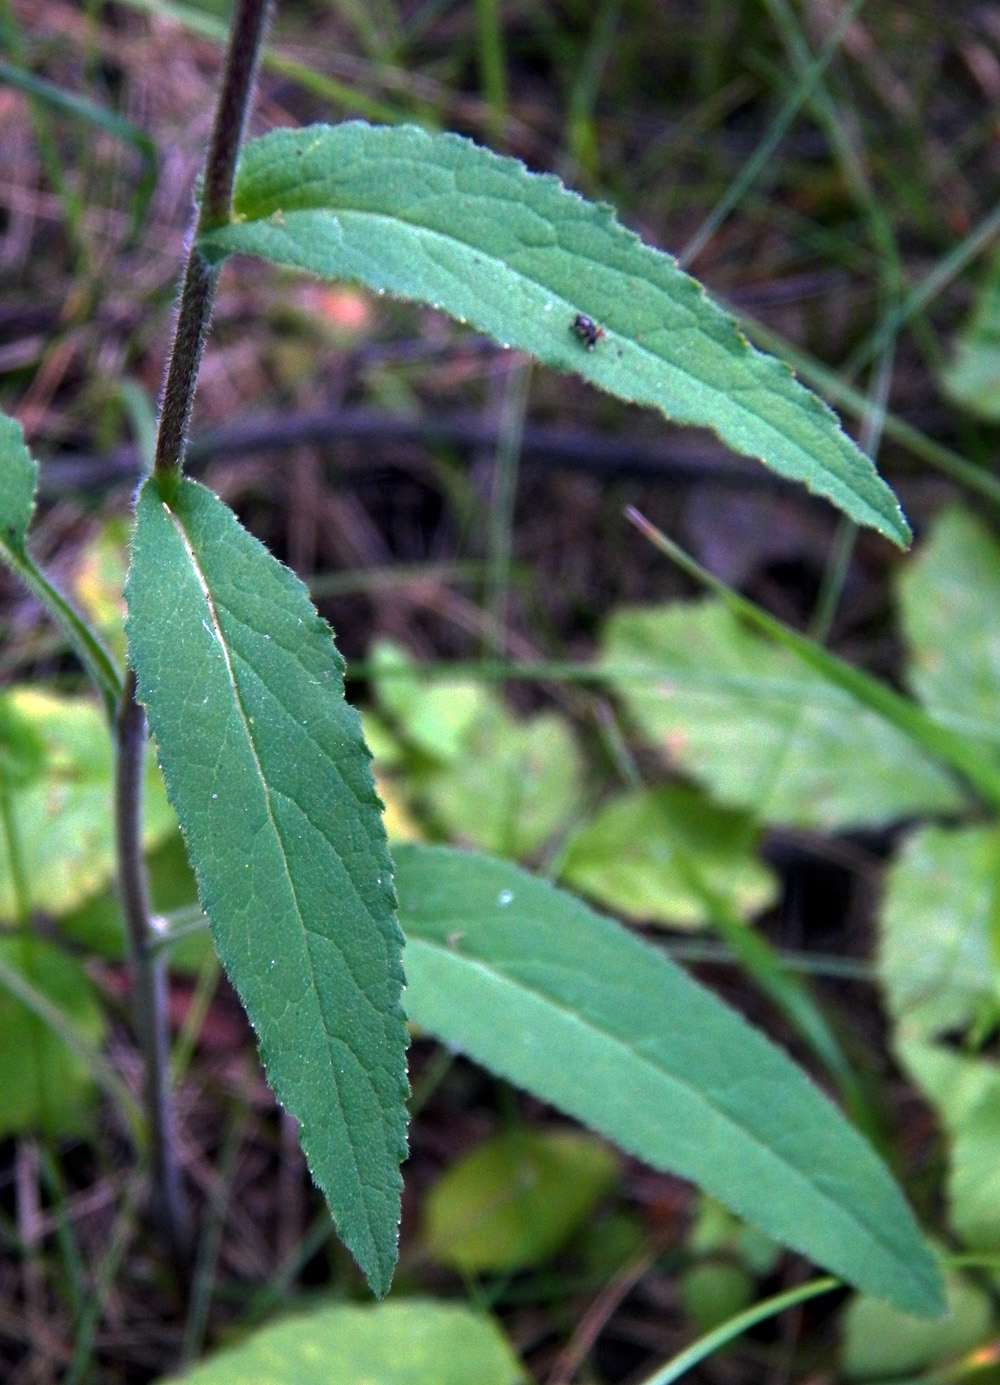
(198, 123, 909, 547)
(125, 477, 408, 1296)
(395, 843, 944, 1317)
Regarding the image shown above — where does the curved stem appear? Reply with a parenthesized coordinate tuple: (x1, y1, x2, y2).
(636, 1276, 840, 1385)
(116, 670, 190, 1275)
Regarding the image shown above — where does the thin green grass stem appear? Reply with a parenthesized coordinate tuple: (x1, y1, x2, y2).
(564, 0, 621, 178)
(181, 1111, 246, 1367)
(743, 318, 1000, 508)
(679, 0, 866, 268)
(474, 0, 507, 142)
(63, 1177, 143, 1385)
(846, 197, 1000, 377)
(636, 1276, 840, 1385)
(485, 360, 531, 657)
(37, 1144, 86, 1323)
(1, 547, 121, 721)
(809, 341, 895, 643)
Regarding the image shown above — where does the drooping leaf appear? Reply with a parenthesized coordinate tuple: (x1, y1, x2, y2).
(0, 688, 174, 921)
(897, 507, 1000, 747)
(600, 600, 962, 828)
(0, 935, 105, 1137)
(880, 825, 1000, 1041)
(559, 784, 777, 927)
(0, 411, 121, 716)
(200, 123, 910, 546)
(395, 843, 945, 1316)
(166, 1299, 525, 1385)
(125, 476, 408, 1296)
(423, 1128, 619, 1273)
(842, 1270, 993, 1380)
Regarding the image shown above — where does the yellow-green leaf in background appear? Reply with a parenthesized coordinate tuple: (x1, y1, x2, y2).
(0, 935, 105, 1137)
(166, 1299, 525, 1385)
(842, 1269, 993, 1380)
(601, 600, 962, 829)
(880, 825, 1000, 1041)
(559, 784, 777, 928)
(940, 248, 1000, 421)
(423, 1127, 619, 1274)
(0, 688, 174, 922)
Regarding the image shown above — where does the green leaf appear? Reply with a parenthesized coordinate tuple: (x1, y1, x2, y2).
(166, 1299, 525, 1385)
(897, 507, 1000, 744)
(372, 641, 582, 855)
(372, 640, 489, 763)
(0, 688, 174, 921)
(0, 412, 121, 716)
(896, 1042, 1000, 1251)
(880, 826, 1000, 1041)
(423, 1127, 619, 1273)
(395, 843, 945, 1316)
(0, 410, 36, 557)
(679, 1263, 755, 1334)
(0, 935, 105, 1137)
(940, 248, 1000, 421)
(421, 702, 582, 857)
(600, 600, 962, 828)
(124, 477, 408, 1296)
(200, 123, 909, 546)
(842, 1270, 993, 1380)
(559, 784, 777, 927)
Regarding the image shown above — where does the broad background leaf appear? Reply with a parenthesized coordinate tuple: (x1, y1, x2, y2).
(897, 1044, 1000, 1252)
(166, 1300, 525, 1385)
(559, 784, 777, 927)
(600, 600, 961, 828)
(201, 123, 909, 546)
(940, 248, 1000, 421)
(897, 506, 1000, 746)
(0, 936, 105, 1137)
(0, 688, 174, 920)
(125, 477, 408, 1296)
(842, 1270, 993, 1381)
(371, 642, 582, 856)
(423, 1128, 619, 1273)
(395, 843, 944, 1315)
(880, 825, 1000, 1040)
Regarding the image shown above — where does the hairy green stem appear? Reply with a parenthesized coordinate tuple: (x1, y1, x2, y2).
(116, 670, 190, 1273)
(152, 0, 272, 498)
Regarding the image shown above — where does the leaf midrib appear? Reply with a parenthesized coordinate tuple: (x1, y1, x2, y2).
(165, 503, 372, 1235)
(214, 196, 893, 529)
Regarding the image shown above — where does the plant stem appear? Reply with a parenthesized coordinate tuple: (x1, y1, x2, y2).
(116, 670, 190, 1275)
(152, 0, 272, 499)
(118, 0, 272, 1276)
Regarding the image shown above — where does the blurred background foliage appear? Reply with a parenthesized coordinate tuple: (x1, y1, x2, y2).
(2, 0, 1000, 1381)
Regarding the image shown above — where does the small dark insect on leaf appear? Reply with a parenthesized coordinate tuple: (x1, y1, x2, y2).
(572, 313, 605, 349)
